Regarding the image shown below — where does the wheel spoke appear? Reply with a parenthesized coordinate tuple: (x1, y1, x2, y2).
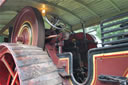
(11, 72, 19, 85)
(1, 57, 19, 84)
(7, 74, 11, 85)
(1, 57, 15, 77)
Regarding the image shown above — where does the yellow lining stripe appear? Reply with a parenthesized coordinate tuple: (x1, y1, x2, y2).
(17, 21, 33, 45)
(59, 58, 69, 74)
(94, 51, 128, 57)
(59, 58, 73, 85)
(123, 68, 128, 77)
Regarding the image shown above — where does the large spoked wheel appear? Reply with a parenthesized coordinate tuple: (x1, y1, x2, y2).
(0, 44, 19, 85)
(0, 43, 62, 85)
(11, 6, 45, 48)
(9, 6, 62, 85)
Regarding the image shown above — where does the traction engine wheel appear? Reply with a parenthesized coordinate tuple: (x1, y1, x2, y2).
(0, 43, 62, 85)
(11, 6, 45, 48)
(8, 6, 62, 85)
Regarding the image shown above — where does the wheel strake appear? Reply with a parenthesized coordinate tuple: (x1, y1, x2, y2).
(0, 43, 62, 85)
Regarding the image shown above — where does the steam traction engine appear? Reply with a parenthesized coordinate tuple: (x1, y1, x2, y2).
(0, 6, 128, 85)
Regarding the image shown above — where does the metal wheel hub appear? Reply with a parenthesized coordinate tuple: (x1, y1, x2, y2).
(17, 23, 32, 44)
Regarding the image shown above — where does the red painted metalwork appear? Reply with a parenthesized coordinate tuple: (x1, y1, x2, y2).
(7, 74, 11, 85)
(0, 46, 19, 85)
(45, 44, 59, 65)
(0, 0, 5, 6)
(9, 6, 98, 85)
(69, 32, 97, 50)
(11, 72, 18, 85)
(11, 6, 45, 48)
(46, 32, 97, 84)
(7, 6, 128, 85)
(91, 52, 128, 85)
(45, 32, 65, 65)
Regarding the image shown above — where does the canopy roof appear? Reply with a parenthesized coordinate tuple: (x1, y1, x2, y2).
(0, 0, 128, 35)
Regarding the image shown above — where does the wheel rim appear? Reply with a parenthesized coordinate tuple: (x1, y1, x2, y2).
(11, 6, 45, 48)
(0, 46, 19, 85)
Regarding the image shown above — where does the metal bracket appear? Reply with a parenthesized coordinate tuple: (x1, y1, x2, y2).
(98, 75, 128, 85)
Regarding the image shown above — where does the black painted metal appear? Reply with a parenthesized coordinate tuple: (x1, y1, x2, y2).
(9, 26, 13, 42)
(102, 25, 128, 34)
(98, 75, 128, 85)
(100, 12, 128, 46)
(101, 19, 128, 29)
(102, 32, 128, 40)
(103, 38, 128, 45)
(81, 23, 88, 57)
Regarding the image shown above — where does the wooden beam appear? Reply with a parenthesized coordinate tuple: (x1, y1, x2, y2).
(72, 8, 128, 31)
(46, 13, 72, 26)
(72, 17, 100, 31)
(0, 20, 10, 25)
(58, 17, 72, 26)
(74, 0, 100, 18)
(0, 13, 17, 15)
(0, 33, 8, 37)
(0, 16, 15, 20)
(0, 25, 5, 27)
(0, 1, 72, 27)
(36, 1, 82, 20)
(0, 6, 20, 12)
(107, 0, 120, 12)
(0, 16, 16, 35)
